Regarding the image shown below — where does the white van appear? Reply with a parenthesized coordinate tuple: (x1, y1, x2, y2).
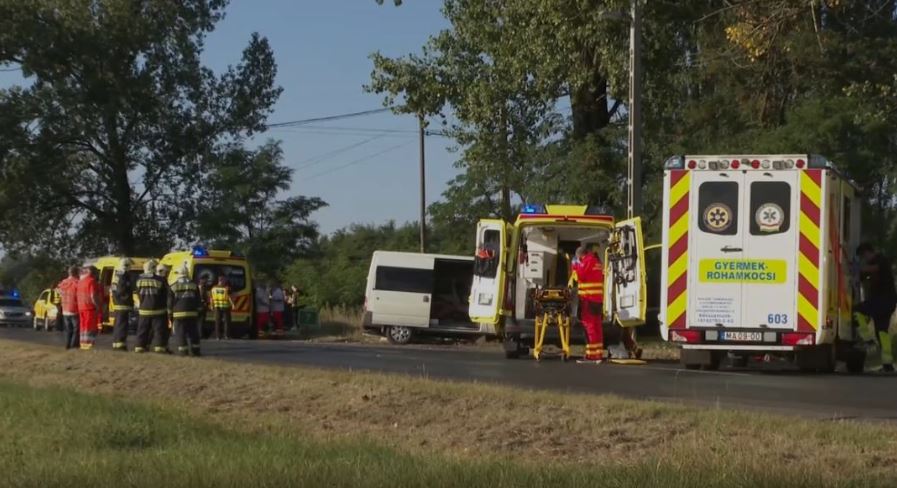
(363, 250, 484, 344)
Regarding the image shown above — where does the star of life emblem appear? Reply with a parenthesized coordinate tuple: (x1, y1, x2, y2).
(756, 203, 784, 233)
(703, 203, 733, 232)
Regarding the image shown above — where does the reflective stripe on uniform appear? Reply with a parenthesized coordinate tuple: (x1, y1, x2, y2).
(112, 342, 126, 349)
(173, 311, 199, 318)
(134, 347, 146, 353)
(880, 331, 894, 365)
(113, 305, 133, 311)
(152, 347, 168, 353)
(138, 309, 166, 316)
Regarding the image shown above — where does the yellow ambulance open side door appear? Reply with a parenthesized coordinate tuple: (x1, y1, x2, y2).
(606, 217, 648, 327)
(469, 219, 510, 326)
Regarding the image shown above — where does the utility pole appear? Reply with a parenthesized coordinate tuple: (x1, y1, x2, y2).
(418, 114, 427, 253)
(626, 0, 643, 220)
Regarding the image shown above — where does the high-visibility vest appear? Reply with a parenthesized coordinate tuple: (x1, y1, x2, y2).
(570, 253, 605, 302)
(211, 286, 231, 309)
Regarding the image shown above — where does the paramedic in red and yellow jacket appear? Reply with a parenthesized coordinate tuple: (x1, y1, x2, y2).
(569, 246, 605, 361)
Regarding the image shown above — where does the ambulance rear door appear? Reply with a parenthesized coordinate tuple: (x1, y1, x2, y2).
(607, 217, 648, 326)
(740, 170, 799, 329)
(469, 219, 509, 325)
(689, 170, 744, 328)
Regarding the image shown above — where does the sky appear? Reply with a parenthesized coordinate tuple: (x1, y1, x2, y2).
(201, 1, 455, 234)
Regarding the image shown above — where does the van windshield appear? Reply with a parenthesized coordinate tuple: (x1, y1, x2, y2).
(0, 298, 24, 307)
(194, 264, 247, 291)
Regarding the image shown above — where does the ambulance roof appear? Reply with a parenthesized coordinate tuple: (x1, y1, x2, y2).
(664, 154, 859, 189)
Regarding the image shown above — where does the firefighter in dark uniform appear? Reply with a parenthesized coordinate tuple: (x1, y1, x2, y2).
(169, 263, 202, 357)
(111, 258, 134, 351)
(135, 259, 170, 353)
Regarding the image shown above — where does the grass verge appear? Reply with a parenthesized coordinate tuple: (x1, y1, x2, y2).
(1, 340, 896, 487)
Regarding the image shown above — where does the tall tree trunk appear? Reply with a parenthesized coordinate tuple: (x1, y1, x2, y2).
(570, 62, 611, 140)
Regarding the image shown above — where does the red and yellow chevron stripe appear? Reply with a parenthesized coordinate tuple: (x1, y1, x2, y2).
(667, 170, 690, 330)
(798, 169, 823, 332)
(233, 294, 251, 313)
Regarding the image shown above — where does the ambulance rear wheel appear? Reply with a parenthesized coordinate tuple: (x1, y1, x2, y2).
(502, 335, 525, 359)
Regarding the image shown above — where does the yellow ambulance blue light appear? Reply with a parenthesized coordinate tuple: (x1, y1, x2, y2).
(522, 204, 546, 214)
(192, 246, 209, 258)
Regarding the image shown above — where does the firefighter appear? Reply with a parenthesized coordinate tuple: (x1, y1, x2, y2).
(569, 245, 605, 362)
(76, 266, 101, 350)
(135, 260, 170, 353)
(57, 266, 80, 350)
(255, 281, 270, 337)
(169, 263, 202, 356)
(211, 276, 234, 340)
(110, 258, 134, 351)
(857, 243, 897, 372)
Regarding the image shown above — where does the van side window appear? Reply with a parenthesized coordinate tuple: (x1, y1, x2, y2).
(375, 266, 433, 294)
(698, 182, 739, 235)
(474, 229, 501, 277)
(749, 182, 791, 236)
(842, 196, 851, 242)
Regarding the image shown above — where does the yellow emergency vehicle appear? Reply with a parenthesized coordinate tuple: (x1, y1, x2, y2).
(659, 155, 867, 372)
(84, 256, 150, 333)
(160, 247, 254, 338)
(32, 288, 60, 331)
(468, 204, 647, 359)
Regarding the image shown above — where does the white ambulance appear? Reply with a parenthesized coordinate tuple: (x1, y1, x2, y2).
(659, 154, 866, 372)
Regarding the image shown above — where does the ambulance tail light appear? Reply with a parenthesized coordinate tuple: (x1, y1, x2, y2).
(796, 159, 806, 168)
(751, 160, 761, 169)
(730, 160, 740, 169)
(782, 332, 815, 346)
(687, 160, 697, 169)
(670, 330, 701, 343)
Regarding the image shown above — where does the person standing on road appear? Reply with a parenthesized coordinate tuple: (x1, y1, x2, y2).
(270, 281, 286, 337)
(57, 266, 80, 350)
(198, 275, 211, 335)
(76, 266, 101, 350)
(135, 260, 170, 353)
(857, 243, 897, 372)
(254, 281, 270, 338)
(110, 258, 135, 351)
(169, 263, 202, 356)
(211, 276, 234, 340)
(569, 245, 605, 363)
(286, 284, 302, 331)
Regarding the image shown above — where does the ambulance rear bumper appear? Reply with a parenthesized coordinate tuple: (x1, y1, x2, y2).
(681, 344, 796, 351)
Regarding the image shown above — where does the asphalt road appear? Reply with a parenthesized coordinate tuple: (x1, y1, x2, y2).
(2, 327, 895, 420)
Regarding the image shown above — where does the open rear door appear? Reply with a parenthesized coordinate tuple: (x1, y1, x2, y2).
(607, 217, 648, 327)
(468, 219, 509, 325)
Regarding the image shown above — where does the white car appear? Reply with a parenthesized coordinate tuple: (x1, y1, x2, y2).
(0, 295, 33, 327)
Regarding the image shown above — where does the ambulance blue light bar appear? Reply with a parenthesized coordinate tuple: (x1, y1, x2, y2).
(192, 246, 209, 258)
(663, 155, 685, 169)
(522, 203, 546, 214)
(10, 289, 20, 298)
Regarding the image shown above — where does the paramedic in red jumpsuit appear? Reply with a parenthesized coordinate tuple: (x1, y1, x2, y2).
(571, 246, 605, 362)
(76, 266, 101, 350)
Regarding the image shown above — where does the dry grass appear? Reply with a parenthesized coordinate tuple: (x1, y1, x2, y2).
(1, 339, 896, 486)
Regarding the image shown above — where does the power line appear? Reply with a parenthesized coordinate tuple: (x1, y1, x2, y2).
(267, 108, 391, 128)
(294, 134, 382, 170)
(302, 141, 414, 182)
(272, 124, 450, 138)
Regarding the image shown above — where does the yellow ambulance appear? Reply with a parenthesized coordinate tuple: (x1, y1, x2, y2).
(84, 256, 150, 333)
(159, 247, 254, 338)
(468, 204, 647, 359)
(659, 154, 866, 372)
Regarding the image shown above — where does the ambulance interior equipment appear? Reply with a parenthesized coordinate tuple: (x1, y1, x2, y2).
(469, 205, 647, 359)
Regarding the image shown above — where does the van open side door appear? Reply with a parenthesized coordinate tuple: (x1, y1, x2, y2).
(606, 217, 648, 327)
(469, 219, 510, 325)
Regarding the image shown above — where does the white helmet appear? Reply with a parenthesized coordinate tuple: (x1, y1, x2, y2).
(116, 257, 133, 272)
(156, 263, 170, 275)
(143, 259, 158, 274)
(174, 262, 191, 280)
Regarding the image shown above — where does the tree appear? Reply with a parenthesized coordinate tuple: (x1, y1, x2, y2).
(0, 0, 281, 257)
(196, 141, 326, 278)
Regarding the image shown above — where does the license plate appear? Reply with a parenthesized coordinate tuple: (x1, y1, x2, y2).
(721, 331, 762, 342)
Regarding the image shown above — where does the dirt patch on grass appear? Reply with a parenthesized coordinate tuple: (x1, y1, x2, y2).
(1, 340, 895, 482)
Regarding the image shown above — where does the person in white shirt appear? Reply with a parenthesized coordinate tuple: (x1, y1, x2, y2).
(254, 282, 270, 337)
(270, 282, 286, 337)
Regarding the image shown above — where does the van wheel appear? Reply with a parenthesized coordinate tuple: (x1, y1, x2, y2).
(386, 326, 412, 345)
(503, 335, 525, 359)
